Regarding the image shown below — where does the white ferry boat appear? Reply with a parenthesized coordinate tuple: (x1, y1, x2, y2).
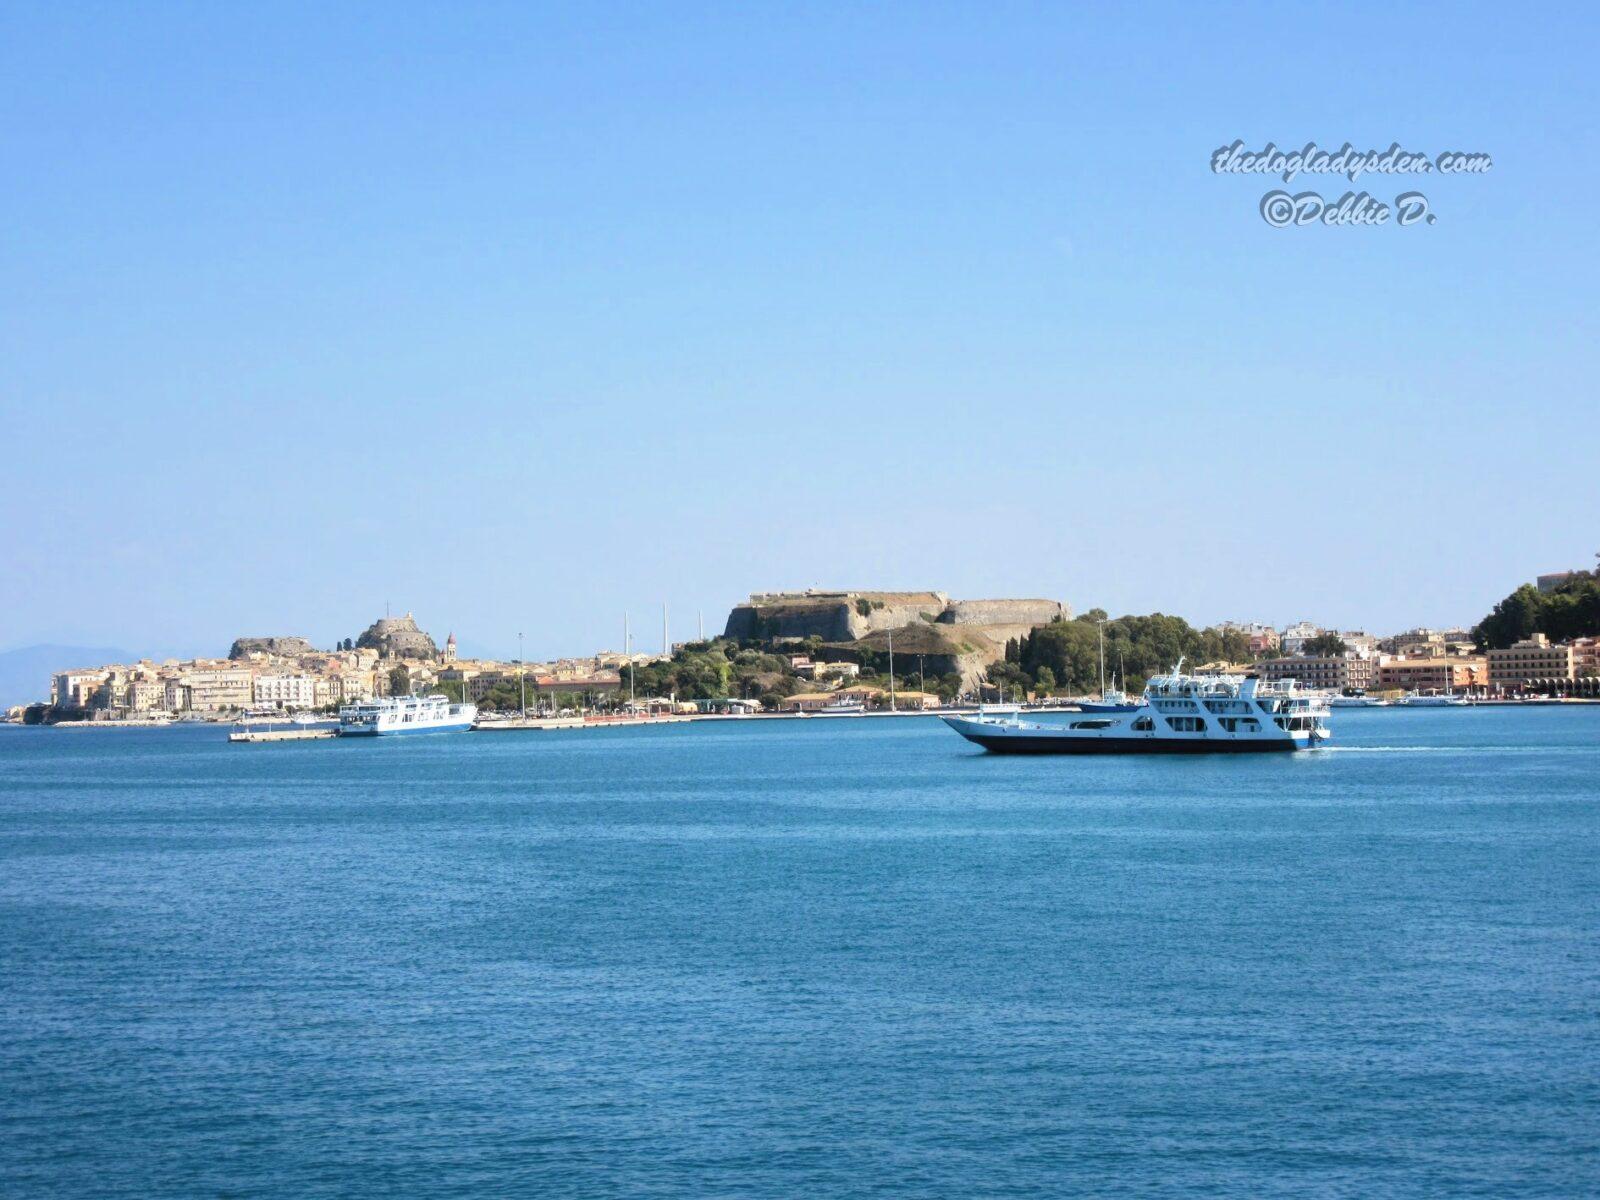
(337, 694, 477, 736)
(1400, 691, 1469, 707)
(943, 661, 1329, 754)
(1330, 694, 1389, 708)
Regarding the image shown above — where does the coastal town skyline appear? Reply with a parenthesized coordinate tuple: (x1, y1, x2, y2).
(4, 555, 1597, 671)
(15, 570, 1600, 717)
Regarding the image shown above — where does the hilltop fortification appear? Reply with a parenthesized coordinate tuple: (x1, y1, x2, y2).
(229, 636, 315, 661)
(355, 613, 438, 660)
(937, 599, 1070, 646)
(723, 590, 1071, 685)
(724, 591, 950, 642)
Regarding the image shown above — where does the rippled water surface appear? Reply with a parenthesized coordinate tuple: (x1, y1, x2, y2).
(3, 708, 1598, 1197)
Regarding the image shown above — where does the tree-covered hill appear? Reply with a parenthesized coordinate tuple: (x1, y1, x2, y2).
(1473, 571, 1600, 649)
(996, 612, 1258, 696)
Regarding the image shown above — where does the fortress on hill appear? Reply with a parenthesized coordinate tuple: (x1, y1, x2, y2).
(723, 590, 1071, 685)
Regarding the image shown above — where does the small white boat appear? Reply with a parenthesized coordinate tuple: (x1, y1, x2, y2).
(1078, 688, 1140, 713)
(819, 699, 866, 715)
(1330, 694, 1389, 708)
(1400, 692, 1469, 707)
(1078, 625, 1139, 713)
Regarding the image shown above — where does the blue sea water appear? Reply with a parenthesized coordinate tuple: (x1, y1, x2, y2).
(2, 709, 1597, 1198)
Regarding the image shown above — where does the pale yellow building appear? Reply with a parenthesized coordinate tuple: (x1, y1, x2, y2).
(126, 679, 167, 713)
(1378, 656, 1488, 692)
(176, 666, 254, 712)
(52, 669, 108, 708)
(1487, 634, 1575, 690)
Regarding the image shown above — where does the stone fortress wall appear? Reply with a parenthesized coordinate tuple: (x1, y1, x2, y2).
(724, 591, 1073, 686)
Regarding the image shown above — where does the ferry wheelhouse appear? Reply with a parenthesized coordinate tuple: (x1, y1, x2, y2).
(943, 661, 1329, 754)
(337, 694, 477, 737)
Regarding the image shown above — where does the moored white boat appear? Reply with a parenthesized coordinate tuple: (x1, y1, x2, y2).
(818, 699, 866, 715)
(1078, 688, 1140, 713)
(943, 661, 1329, 754)
(337, 694, 477, 736)
(1400, 691, 1469, 707)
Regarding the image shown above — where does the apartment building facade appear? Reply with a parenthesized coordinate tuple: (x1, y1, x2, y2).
(1487, 634, 1576, 690)
(1377, 656, 1488, 692)
(1253, 655, 1376, 692)
(253, 674, 318, 710)
(175, 667, 254, 712)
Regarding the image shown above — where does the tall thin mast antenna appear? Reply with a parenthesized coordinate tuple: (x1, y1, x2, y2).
(888, 628, 896, 712)
(625, 613, 635, 707)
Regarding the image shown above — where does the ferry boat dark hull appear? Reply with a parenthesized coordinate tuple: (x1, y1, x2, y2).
(950, 727, 1301, 754)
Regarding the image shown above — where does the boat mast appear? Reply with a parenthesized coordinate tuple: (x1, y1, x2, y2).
(1098, 618, 1106, 698)
(518, 631, 526, 719)
(625, 613, 635, 708)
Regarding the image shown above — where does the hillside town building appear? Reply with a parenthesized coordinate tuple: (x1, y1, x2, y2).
(1487, 634, 1576, 690)
(1377, 656, 1488, 692)
(1253, 655, 1376, 693)
(253, 674, 318, 710)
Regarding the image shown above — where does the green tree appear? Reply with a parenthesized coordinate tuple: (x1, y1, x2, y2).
(986, 661, 1032, 697)
(1471, 575, 1600, 649)
(1015, 611, 1250, 694)
(1302, 633, 1349, 657)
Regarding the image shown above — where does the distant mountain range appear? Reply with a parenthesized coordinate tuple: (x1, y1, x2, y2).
(0, 644, 135, 709)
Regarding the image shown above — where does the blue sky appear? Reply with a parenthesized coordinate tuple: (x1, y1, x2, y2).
(2, 2, 1595, 660)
